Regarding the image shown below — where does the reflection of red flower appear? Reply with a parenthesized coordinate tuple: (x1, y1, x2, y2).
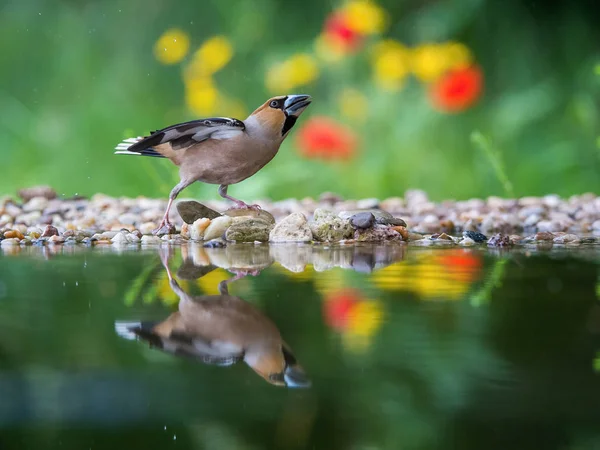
(296, 116, 358, 160)
(323, 288, 360, 330)
(323, 12, 363, 52)
(429, 65, 483, 112)
(436, 250, 482, 282)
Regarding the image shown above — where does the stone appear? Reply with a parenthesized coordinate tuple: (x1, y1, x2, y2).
(509, 235, 523, 245)
(356, 198, 379, 209)
(433, 232, 453, 241)
(222, 208, 276, 225)
(226, 218, 272, 243)
(141, 235, 162, 245)
(553, 233, 580, 244)
(203, 216, 233, 241)
(111, 231, 133, 245)
(440, 220, 455, 233)
(269, 213, 313, 242)
(18, 185, 57, 202)
(354, 224, 403, 242)
(391, 226, 409, 241)
(461, 237, 476, 246)
(176, 200, 222, 224)
(349, 212, 375, 229)
(487, 233, 511, 247)
(534, 231, 554, 241)
(1, 238, 20, 246)
(310, 209, 353, 242)
(408, 232, 424, 241)
(48, 235, 65, 244)
(4, 230, 24, 240)
(41, 225, 59, 237)
(139, 222, 157, 235)
(536, 220, 564, 233)
(23, 197, 49, 212)
(339, 209, 406, 227)
(463, 230, 487, 243)
(180, 223, 190, 239)
(190, 218, 211, 241)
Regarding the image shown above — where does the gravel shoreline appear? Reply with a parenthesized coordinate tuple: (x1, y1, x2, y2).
(1, 186, 599, 252)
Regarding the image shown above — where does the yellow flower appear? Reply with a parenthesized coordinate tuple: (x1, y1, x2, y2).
(266, 53, 319, 93)
(411, 42, 473, 82)
(185, 35, 234, 79)
(343, 0, 387, 35)
(154, 28, 190, 65)
(371, 39, 410, 90)
(338, 88, 368, 122)
(185, 76, 219, 115)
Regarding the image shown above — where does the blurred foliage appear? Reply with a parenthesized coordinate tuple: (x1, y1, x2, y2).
(0, 0, 599, 202)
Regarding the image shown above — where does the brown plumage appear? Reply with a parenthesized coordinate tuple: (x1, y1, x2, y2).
(114, 95, 311, 234)
(115, 252, 310, 388)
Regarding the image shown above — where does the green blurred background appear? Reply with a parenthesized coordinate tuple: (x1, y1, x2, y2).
(1, 0, 599, 202)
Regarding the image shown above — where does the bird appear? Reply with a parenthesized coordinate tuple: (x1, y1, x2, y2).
(114, 94, 312, 234)
(115, 250, 310, 388)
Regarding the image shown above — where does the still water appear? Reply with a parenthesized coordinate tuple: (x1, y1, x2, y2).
(0, 243, 599, 449)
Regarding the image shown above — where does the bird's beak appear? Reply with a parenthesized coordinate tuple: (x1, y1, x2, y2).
(284, 94, 312, 117)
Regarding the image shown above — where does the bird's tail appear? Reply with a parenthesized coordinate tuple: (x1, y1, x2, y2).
(114, 137, 165, 158)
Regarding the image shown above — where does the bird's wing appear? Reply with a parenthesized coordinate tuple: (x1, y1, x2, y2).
(115, 117, 246, 154)
(115, 319, 244, 366)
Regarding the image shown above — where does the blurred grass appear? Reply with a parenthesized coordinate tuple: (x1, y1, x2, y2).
(0, 0, 598, 202)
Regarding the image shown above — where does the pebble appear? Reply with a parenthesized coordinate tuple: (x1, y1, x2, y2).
(354, 224, 403, 242)
(41, 225, 59, 237)
(17, 185, 57, 201)
(349, 212, 375, 229)
(463, 231, 488, 243)
(553, 233, 580, 244)
(534, 231, 554, 241)
(339, 209, 406, 227)
(391, 226, 409, 241)
(1, 238, 20, 246)
(226, 218, 272, 243)
(190, 218, 211, 241)
(4, 230, 24, 240)
(111, 231, 133, 245)
(269, 212, 313, 242)
(460, 237, 476, 246)
(176, 200, 222, 224)
(139, 222, 157, 235)
(141, 235, 162, 245)
(203, 216, 233, 241)
(408, 232, 424, 241)
(487, 233, 512, 247)
(48, 235, 65, 244)
(223, 208, 276, 225)
(310, 209, 353, 242)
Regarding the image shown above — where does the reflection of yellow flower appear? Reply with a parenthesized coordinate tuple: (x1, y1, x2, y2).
(196, 268, 232, 295)
(372, 39, 410, 90)
(411, 42, 473, 82)
(343, 300, 384, 352)
(154, 29, 190, 65)
(338, 88, 368, 122)
(156, 271, 189, 306)
(372, 251, 482, 300)
(343, 0, 387, 35)
(185, 35, 234, 79)
(266, 53, 319, 93)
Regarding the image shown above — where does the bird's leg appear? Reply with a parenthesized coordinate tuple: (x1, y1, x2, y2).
(218, 269, 262, 295)
(159, 246, 187, 298)
(218, 184, 261, 211)
(153, 181, 189, 235)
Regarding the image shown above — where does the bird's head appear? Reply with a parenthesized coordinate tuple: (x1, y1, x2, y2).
(245, 341, 311, 388)
(249, 94, 312, 138)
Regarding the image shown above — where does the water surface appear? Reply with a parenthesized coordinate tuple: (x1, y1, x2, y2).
(0, 244, 599, 449)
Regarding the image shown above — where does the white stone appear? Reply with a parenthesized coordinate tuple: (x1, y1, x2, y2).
(203, 216, 232, 241)
(190, 218, 211, 241)
(269, 213, 312, 242)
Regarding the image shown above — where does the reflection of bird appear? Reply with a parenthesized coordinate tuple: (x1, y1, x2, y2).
(115, 250, 310, 388)
(114, 95, 312, 234)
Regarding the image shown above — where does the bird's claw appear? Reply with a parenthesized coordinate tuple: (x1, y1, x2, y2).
(232, 201, 262, 211)
(153, 221, 176, 236)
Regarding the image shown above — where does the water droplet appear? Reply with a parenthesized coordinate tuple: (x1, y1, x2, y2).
(38, 12, 42, 15)
(76, 281, 78, 286)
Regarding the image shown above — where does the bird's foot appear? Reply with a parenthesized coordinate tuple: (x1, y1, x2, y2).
(153, 220, 176, 236)
(232, 201, 262, 211)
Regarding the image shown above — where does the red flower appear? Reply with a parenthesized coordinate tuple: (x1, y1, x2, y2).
(429, 65, 483, 112)
(323, 288, 360, 330)
(296, 116, 358, 160)
(323, 12, 363, 53)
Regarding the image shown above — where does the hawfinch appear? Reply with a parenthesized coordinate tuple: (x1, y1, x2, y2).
(115, 252, 310, 388)
(114, 94, 312, 234)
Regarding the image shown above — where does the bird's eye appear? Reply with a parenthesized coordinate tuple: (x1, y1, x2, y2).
(269, 100, 280, 108)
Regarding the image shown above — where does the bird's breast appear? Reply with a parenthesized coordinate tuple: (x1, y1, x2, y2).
(180, 136, 281, 185)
